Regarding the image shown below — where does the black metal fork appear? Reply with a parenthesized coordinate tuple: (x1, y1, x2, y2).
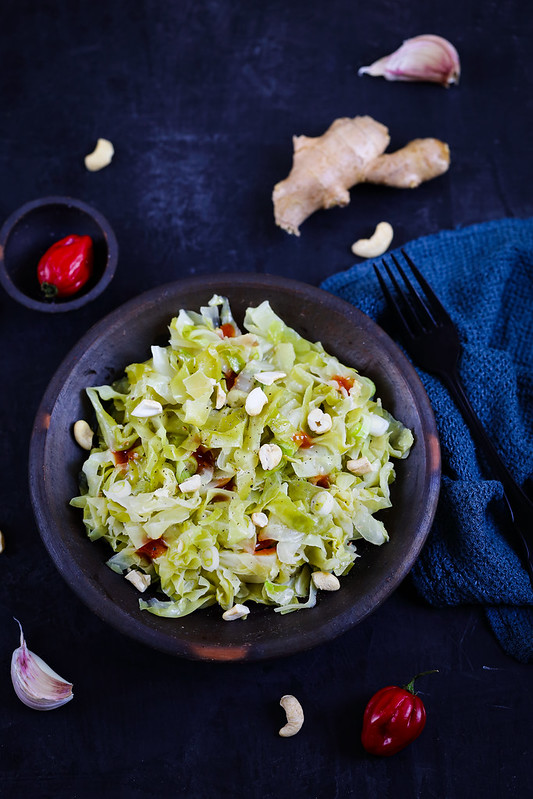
(375, 249, 533, 587)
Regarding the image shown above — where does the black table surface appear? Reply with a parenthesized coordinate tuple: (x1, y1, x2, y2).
(1, 1, 532, 797)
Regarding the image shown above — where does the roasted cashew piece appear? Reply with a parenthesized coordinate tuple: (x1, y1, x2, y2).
(73, 420, 94, 450)
(222, 604, 250, 621)
(215, 384, 227, 409)
(259, 443, 282, 470)
(84, 138, 115, 171)
(279, 695, 304, 737)
(351, 221, 394, 259)
(311, 571, 341, 591)
(346, 456, 373, 475)
(124, 570, 151, 592)
(307, 407, 332, 434)
(245, 387, 268, 416)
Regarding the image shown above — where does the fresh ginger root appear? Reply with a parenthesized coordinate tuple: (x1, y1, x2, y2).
(272, 116, 450, 235)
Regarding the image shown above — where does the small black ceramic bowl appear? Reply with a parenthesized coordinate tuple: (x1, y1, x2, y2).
(0, 196, 118, 312)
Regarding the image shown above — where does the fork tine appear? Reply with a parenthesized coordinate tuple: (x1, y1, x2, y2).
(376, 260, 422, 337)
(373, 264, 408, 329)
(390, 253, 437, 330)
(400, 249, 452, 325)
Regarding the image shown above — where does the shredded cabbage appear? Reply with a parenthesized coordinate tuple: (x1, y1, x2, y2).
(71, 296, 413, 618)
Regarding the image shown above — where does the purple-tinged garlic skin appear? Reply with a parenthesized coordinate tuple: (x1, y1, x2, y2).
(11, 621, 73, 711)
(359, 34, 460, 87)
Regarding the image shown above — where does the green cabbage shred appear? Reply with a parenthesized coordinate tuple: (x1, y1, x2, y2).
(70, 296, 413, 619)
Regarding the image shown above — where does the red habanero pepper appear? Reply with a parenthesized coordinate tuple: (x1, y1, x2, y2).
(37, 234, 94, 298)
(136, 538, 168, 560)
(361, 670, 438, 756)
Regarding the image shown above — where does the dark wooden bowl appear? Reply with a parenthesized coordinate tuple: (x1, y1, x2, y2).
(29, 275, 440, 661)
(0, 196, 118, 312)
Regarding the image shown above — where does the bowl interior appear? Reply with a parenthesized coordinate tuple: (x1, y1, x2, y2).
(0, 198, 115, 310)
(29, 275, 440, 661)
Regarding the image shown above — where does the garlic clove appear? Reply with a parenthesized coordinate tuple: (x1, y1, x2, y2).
(11, 621, 73, 711)
(358, 34, 460, 87)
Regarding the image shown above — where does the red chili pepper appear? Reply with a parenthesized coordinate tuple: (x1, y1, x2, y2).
(37, 234, 94, 298)
(331, 374, 354, 392)
(361, 670, 438, 757)
(136, 538, 168, 560)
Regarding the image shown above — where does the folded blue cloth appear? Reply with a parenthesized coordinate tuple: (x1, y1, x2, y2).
(321, 218, 533, 663)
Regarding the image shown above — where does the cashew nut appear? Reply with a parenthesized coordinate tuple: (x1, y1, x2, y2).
(253, 371, 287, 385)
(259, 443, 282, 471)
(351, 221, 394, 259)
(179, 474, 202, 493)
(84, 138, 115, 172)
(222, 604, 250, 621)
(124, 570, 151, 592)
(346, 456, 373, 475)
(251, 511, 269, 527)
(215, 384, 227, 409)
(279, 695, 304, 737)
(131, 399, 163, 418)
(245, 386, 268, 416)
(73, 419, 94, 450)
(311, 571, 340, 591)
(307, 408, 332, 434)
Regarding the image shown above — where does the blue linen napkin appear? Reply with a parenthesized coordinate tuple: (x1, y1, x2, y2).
(320, 218, 533, 663)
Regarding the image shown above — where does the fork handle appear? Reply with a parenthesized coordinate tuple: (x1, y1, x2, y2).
(442, 368, 533, 526)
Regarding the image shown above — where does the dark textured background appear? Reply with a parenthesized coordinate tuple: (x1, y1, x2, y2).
(1, 1, 532, 797)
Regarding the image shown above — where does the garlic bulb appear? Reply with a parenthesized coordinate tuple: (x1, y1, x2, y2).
(11, 621, 73, 711)
(358, 35, 460, 87)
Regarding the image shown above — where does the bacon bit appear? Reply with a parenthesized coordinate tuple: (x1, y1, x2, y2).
(254, 539, 277, 555)
(112, 443, 140, 468)
(292, 430, 313, 449)
(220, 323, 236, 338)
(224, 370, 238, 391)
(332, 374, 354, 392)
(309, 474, 331, 489)
(136, 538, 168, 560)
(193, 446, 215, 472)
